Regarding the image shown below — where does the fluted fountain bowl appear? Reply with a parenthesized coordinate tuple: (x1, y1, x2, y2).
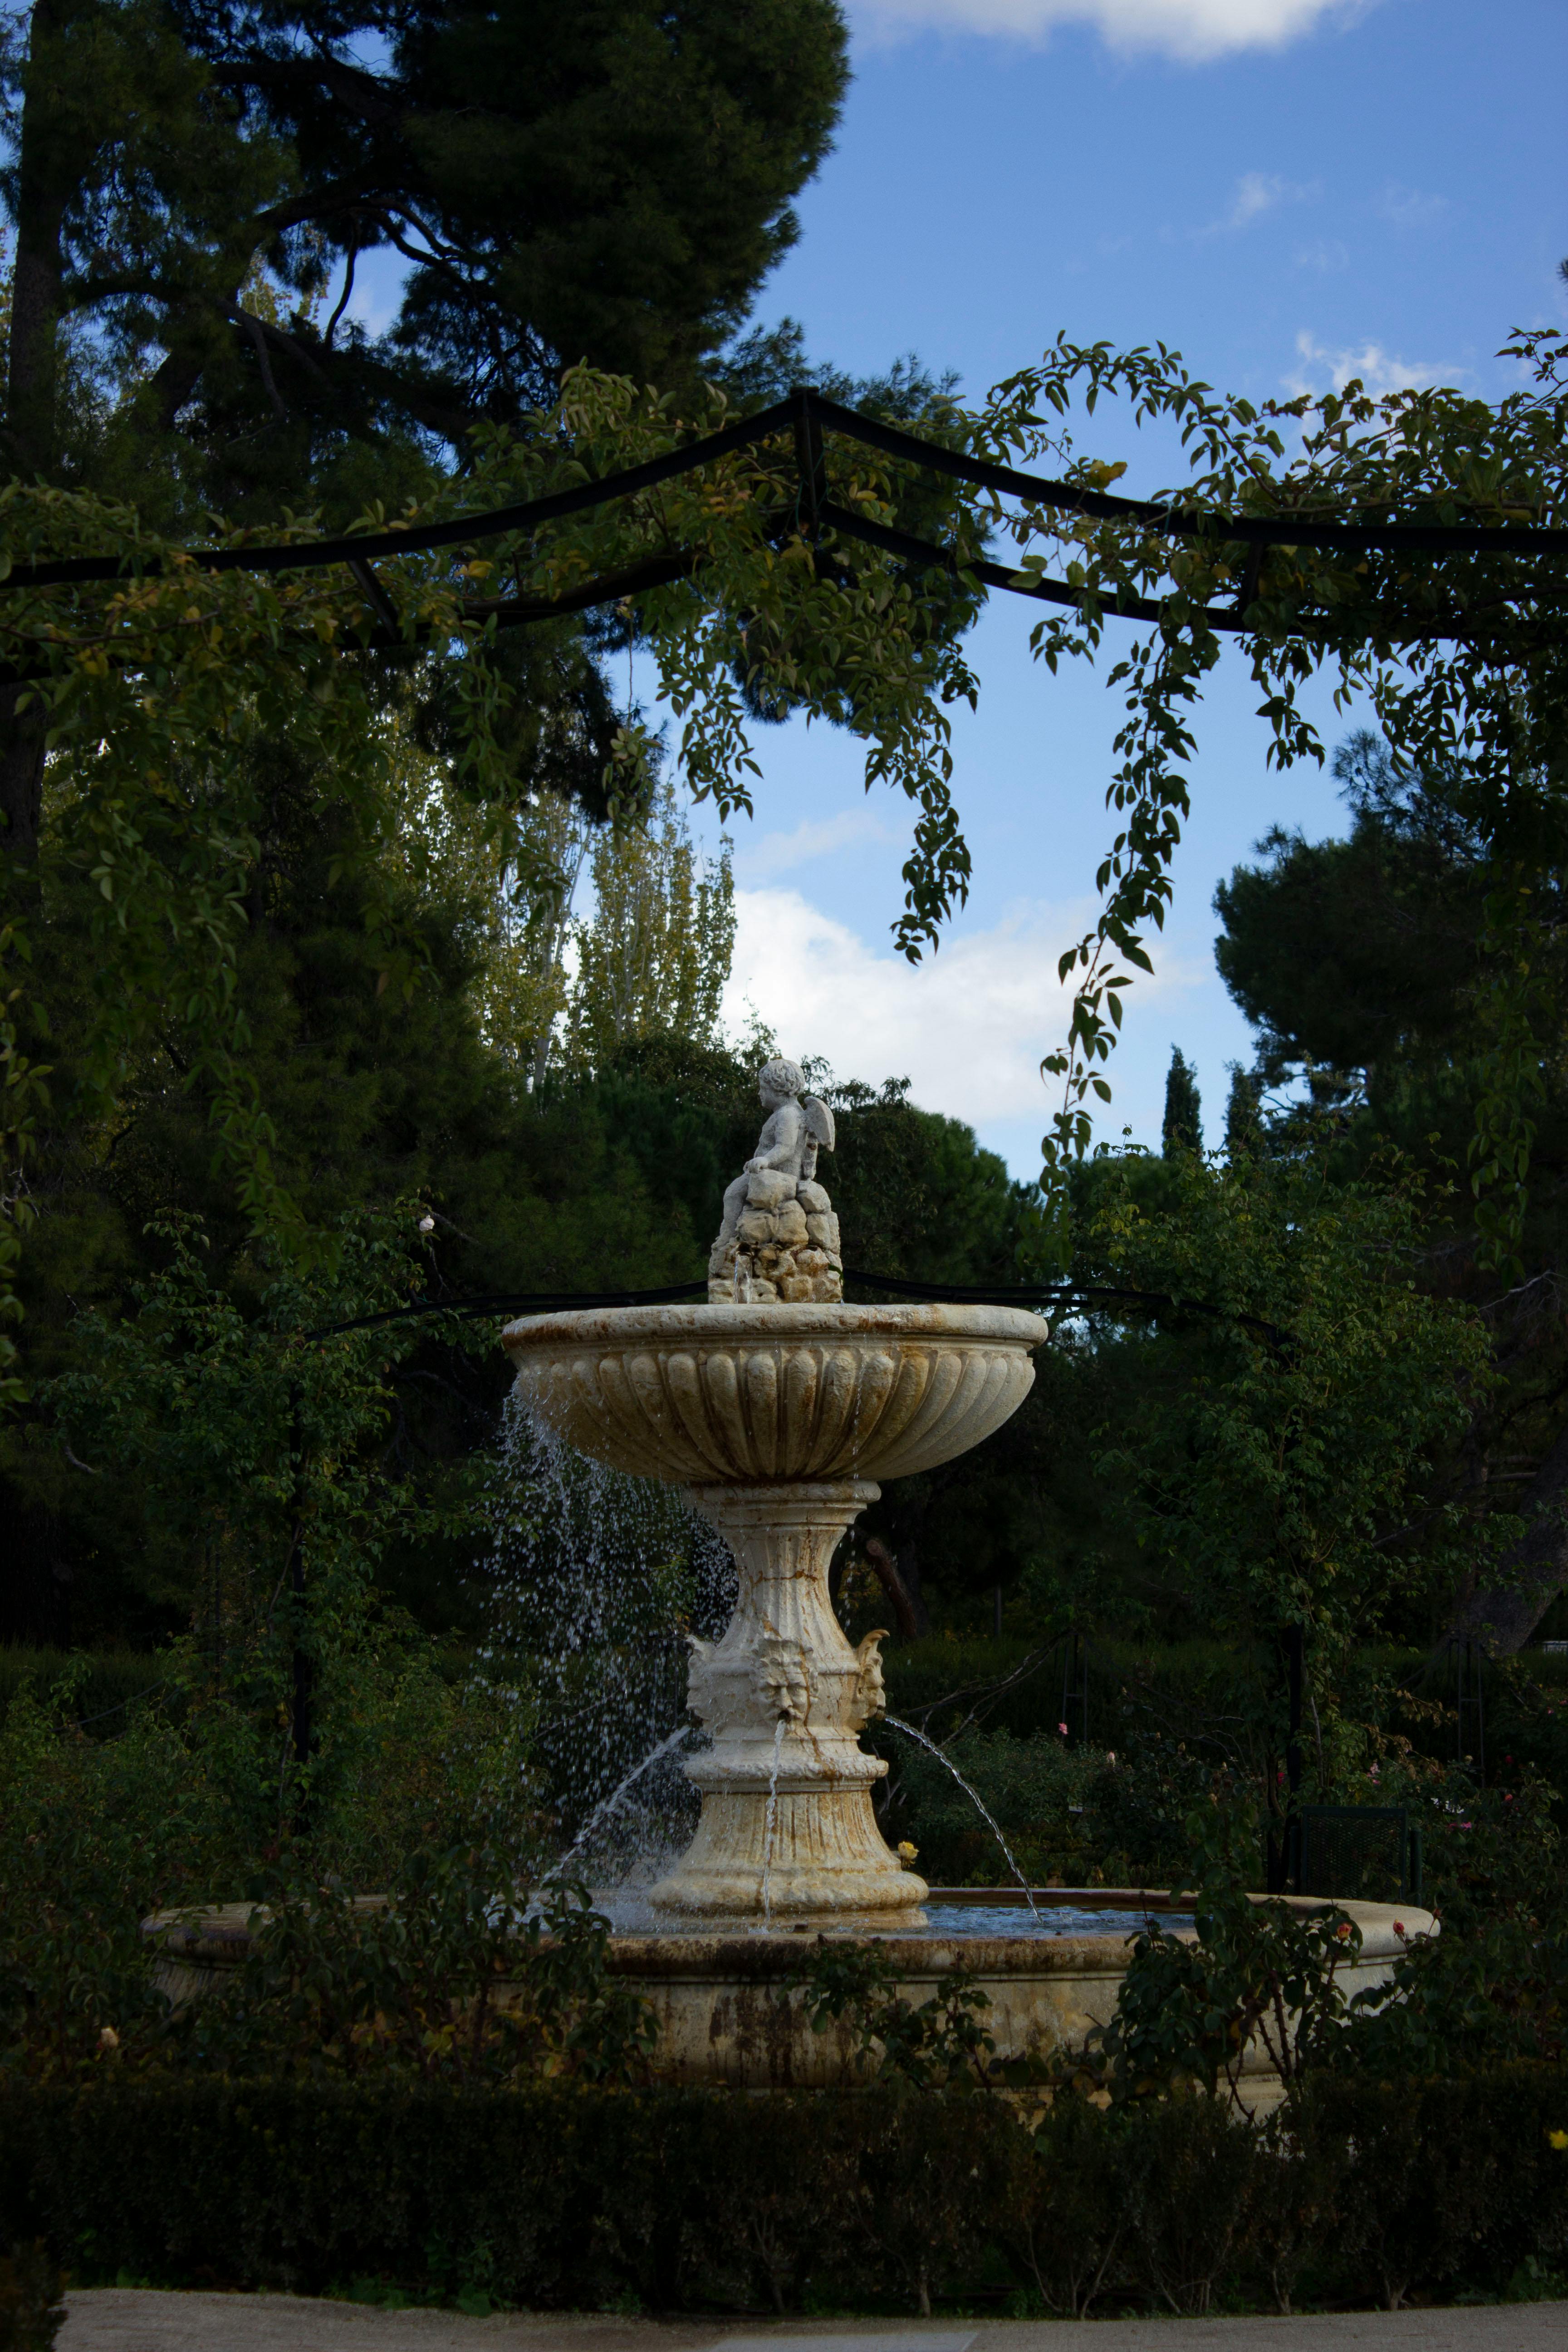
(499, 1301, 1049, 1485)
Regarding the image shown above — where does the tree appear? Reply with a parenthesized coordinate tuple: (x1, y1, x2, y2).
(1, 0, 850, 499)
(564, 781, 735, 1073)
(0, 0, 849, 862)
(1077, 1143, 1508, 1847)
(1214, 730, 1499, 1108)
(1161, 1048, 1202, 1157)
(1214, 730, 1568, 1655)
(1224, 1064, 1262, 1159)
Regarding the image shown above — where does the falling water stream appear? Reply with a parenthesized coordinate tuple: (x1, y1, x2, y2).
(760, 1715, 786, 1926)
(485, 1406, 735, 1862)
(882, 1714, 1041, 1919)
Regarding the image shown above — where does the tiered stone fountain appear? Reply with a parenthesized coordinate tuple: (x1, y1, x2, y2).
(503, 1055, 1044, 1925)
(498, 1057, 1431, 2096)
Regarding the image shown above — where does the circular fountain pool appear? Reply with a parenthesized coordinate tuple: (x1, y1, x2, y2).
(146, 1887, 1432, 2115)
(590, 1891, 1432, 2106)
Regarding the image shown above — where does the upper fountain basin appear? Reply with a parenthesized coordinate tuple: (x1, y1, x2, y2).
(501, 1302, 1048, 1486)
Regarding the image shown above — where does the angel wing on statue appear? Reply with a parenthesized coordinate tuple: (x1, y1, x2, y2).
(800, 1095, 835, 1186)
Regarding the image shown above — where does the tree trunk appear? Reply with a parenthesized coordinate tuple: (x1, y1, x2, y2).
(1447, 1413, 1568, 1655)
(864, 1535, 930, 1642)
(2, 0, 68, 858)
(0, 691, 48, 860)
(7, 0, 66, 483)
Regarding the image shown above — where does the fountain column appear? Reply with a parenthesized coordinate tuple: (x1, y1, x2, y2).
(649, 1480, 928, 1919)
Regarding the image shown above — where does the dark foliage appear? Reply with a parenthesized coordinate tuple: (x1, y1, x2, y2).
(0, 2244, 64, 2352)
(2, 2071, 1565, 2314)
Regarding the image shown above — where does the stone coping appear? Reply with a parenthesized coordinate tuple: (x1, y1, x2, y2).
(500, 1302, 1051, 1346)
(143, 1892, 1434, 1973)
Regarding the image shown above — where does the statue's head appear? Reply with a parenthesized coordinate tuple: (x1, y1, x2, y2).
(758, 1056, 804, 1107)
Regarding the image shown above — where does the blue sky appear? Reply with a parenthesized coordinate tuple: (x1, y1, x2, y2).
(665, 0, 1568, 1173)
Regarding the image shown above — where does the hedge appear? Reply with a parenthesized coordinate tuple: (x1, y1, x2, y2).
(4, 2069, 1568, 2314)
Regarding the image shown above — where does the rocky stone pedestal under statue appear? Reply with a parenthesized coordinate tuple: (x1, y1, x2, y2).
(707, 1055, 843, 1304)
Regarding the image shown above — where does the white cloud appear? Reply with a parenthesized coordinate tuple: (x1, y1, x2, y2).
(737, 809, 903, 882)
(1230, 171, 1289, 226)
(1283, 329, 1460, 399)
(850, 0, 1371, 62)
(1183, 171, 1317, 239)
(1377, 182, 1449, 232)
(1294, 237, 1349, 274)
(723, 885, 1199, 1132)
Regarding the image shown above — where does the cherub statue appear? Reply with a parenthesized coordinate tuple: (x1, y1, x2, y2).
(715, 1058, 836, 1246)
(708, 1056, 843, 1303)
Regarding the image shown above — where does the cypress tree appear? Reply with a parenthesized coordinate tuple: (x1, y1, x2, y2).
(1225, 1062, 1263, 1158)
(1161, 1047, 1203, 1157)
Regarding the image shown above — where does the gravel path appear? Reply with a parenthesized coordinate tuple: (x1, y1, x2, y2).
(59, 2291, 1568, 2352)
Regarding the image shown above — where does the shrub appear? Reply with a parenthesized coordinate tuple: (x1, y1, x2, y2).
(1000, 2090, 1131, 2316)
(3, 2070, 1567, 2313)
(0, 2080, 1019, 2310)
(1118, 2087, 1258, 2314)
(0, 2246, 64, 2352)
(1294, 2068, 1568, 2311)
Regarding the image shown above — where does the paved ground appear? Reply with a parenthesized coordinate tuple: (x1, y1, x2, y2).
(59, 2293, 1568, 2352)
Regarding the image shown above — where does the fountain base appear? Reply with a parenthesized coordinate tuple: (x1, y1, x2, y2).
(147, 1893, 1435, 2117)
(648, 1779, 928, 1917)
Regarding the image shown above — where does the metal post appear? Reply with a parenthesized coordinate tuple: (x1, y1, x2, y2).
(793, 389, 828, 541)
(1456, 1637, 1486, 1780)
(1286, 1622, 1304, 1894)
(286, 1377, 310, 1824)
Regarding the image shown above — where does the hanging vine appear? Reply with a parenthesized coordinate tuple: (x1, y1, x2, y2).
(2, 330, 1567, 1390)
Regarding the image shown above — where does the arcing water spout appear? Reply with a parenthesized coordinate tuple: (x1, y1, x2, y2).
(545, 1723, 698, 1886)
(882, 1715, 1040, 1920)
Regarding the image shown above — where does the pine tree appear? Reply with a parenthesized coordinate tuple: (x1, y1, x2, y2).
(0, 0, 849, 856)
(1161, 1047, 1203, 1157)
(1, 0, 850, 508)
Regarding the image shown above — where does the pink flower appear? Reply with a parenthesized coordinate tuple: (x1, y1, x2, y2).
(1058, 1722, 1069, 1736)
(1394, 1921, 1406, 1936)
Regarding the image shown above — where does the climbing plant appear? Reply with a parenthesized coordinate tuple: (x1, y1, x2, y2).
(4, 333, 1568, 1389)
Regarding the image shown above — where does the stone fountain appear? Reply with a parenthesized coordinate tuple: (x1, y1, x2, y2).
(502, 1056, 1046, 1925)
(494, 1054, 1434, 2096)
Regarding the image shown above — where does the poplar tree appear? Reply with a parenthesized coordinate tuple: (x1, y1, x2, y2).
(564, 783, 735, 1072)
